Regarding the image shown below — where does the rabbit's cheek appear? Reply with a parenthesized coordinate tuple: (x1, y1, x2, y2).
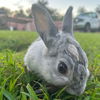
(48, 73, 69, 86)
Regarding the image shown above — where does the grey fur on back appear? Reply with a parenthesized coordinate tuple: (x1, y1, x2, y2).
(24, 4, 90, 95)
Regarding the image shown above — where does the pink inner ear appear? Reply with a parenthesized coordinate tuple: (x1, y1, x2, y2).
(35, 12, 49, 33)
(68, 44, 79, 60)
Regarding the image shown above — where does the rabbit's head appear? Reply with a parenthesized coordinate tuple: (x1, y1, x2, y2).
(32, 4, 90, 95)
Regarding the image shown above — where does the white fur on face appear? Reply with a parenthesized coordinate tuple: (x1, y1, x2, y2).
(68, 44, 79, 60)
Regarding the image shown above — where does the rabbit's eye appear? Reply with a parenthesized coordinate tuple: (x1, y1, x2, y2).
(58, 61, 68, 74)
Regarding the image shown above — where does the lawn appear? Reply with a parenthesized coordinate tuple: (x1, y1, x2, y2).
(0, 30, 100, 100)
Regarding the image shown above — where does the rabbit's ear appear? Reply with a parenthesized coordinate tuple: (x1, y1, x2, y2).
(32, 4, 58, 48)
(62, 6, 73, 36)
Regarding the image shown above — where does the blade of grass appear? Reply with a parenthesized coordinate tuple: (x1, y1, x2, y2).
(21, 92, 30, 97)
(9, 72, 23, 92)
(26, 84, 38, 100)
(21, 87, 27, 100)
(3, 89, 15, 100)
(56, 86, 67, 98)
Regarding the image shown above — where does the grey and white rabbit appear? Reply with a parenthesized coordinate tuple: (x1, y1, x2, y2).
(24, 4, 90, 95)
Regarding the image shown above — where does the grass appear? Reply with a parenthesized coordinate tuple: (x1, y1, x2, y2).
(0, 31, 38, 52)
(0, 30, 100, 100)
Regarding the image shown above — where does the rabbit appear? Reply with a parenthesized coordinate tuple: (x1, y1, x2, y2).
(24, 4, 90, 95)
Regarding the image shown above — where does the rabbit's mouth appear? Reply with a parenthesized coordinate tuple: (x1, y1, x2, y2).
(66, 83, 86, 96)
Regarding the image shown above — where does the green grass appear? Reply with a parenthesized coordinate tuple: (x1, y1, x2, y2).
(0, 31, 100, 100)
(0, 31, 38, 52)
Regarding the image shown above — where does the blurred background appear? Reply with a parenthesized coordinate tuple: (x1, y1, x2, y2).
(0, 0, 100, 32)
